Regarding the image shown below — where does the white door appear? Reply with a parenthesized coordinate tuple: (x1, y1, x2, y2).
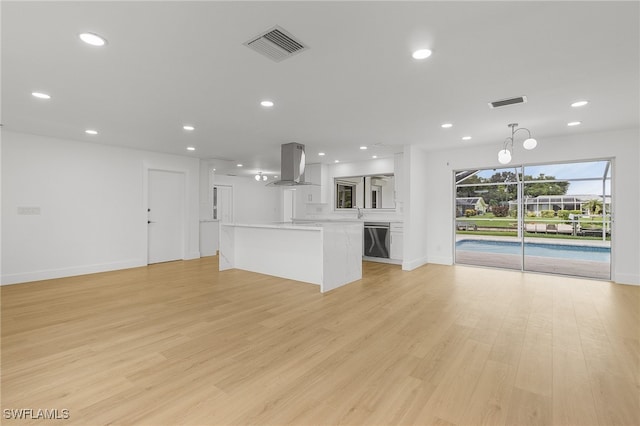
(213, 185, 233, 223)
(148, 170, 185, 264)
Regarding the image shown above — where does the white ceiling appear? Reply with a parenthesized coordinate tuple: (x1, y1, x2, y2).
(2, 1, 638, 177)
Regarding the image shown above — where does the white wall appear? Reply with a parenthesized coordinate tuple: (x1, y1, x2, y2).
(199, 160, 215, 220)
(402, 145, 429, 270)
(421, 127, 640, 285)
(211, 173, 281, 223)
(1, 131, 200, 285)
(331, 157, 395, 179)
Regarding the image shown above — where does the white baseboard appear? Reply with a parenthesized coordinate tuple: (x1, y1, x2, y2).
(613, 272, 640, 286)
(362, 256, 402, 265)
(184, 251, 201, 260)
(1, 259, 145, 286)
(426, 255, 453, 265)
(402, 256, 429, 271)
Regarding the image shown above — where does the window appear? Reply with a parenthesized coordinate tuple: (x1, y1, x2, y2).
(336, 182, 355, 208)
(334, 174, 395, 209)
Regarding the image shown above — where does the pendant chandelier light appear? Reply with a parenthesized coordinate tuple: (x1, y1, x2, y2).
(254, 172, 268, 181)
(498, 123, 537, 165)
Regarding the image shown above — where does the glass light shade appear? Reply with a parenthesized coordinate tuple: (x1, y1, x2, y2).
(498, 149, 512, 164)
(255, 175, 261, 181)
(262, 175, 268, 181)
(523, 138, 537, 150)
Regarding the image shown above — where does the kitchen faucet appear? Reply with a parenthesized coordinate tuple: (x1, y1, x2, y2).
(356, 206, 364, 219)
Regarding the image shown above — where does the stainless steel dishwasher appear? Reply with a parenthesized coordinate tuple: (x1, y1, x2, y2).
(364, 222, 390, 258)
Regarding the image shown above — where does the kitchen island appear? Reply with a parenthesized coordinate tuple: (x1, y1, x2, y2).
(219, 222, 363, 293)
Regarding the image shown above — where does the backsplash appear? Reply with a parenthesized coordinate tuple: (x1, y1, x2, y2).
(301, 203, 403, 222)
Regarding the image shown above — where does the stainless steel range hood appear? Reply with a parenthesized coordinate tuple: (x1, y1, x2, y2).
(267, 142, 314, 186)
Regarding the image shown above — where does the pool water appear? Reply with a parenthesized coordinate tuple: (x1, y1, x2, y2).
(456, 240, 610, 262)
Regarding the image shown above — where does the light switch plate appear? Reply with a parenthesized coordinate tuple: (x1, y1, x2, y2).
(17, 206, 41, 215)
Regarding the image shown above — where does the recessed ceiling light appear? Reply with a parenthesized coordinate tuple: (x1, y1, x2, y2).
(360, 146, 367, 150)
(237, 164, 243, 167)
(85, 129, 98, 135)
(571, 100, 589, 108)
(318, 152, 325, 156)
(79, 32, 107, 47)
(260, 100, 274, 107)
(462, 136, 472, 140)
(186, 146, 196, 151)
(441, 123, 453, 129)
(32, 92, 51, 99)
(183, 125, 195, 131)
(412, 49, 432, 60)
(334, 160, 340, 163)
(567, 121, 581, 126)
(372, 155, 378, 159)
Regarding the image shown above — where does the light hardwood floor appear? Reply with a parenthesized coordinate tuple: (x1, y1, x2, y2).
(1, 258, 638, 425)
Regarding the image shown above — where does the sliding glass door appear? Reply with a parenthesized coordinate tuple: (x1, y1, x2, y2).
(455, 160, 611, 280)
(455, 167, 521, 270)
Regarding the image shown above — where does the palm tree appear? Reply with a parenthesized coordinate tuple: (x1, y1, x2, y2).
(584, 199, 603, 215)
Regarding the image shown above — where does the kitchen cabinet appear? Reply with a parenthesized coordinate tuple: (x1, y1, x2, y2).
(390, 222, 404, 260)
(220, 222, 363, 292)
(305, 163, 328, 203)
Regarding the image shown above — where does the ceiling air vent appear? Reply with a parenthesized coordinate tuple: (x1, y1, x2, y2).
(488, 96, 528, 109)
(244, 26, 308, 62)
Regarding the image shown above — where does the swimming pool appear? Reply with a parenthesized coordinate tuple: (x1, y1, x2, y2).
(456, 240, 610, 262)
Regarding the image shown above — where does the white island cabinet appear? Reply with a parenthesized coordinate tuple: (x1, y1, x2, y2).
(219, 222, 363, 293)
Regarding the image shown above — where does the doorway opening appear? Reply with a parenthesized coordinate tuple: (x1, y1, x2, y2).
(283, 189, 296, 222)
(213, 185, 233, 223)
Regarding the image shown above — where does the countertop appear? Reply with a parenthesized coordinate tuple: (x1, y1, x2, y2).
(221, 222, 364, 231)
(292, 217, 403, 223)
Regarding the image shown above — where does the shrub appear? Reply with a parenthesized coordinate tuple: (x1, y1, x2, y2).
(526, 211, 538, 218)
(540, 210, 556, 218)
(465, 209, 477, 217)
(557, 210, 570, 220)
(492, 205, 510, 217)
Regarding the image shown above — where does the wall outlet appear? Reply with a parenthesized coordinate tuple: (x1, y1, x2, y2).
(17, 206, 41, 215)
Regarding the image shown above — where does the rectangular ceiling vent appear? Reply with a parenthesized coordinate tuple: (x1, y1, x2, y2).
(488, 96, 528, 109)
(244, 26, 308, 62)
